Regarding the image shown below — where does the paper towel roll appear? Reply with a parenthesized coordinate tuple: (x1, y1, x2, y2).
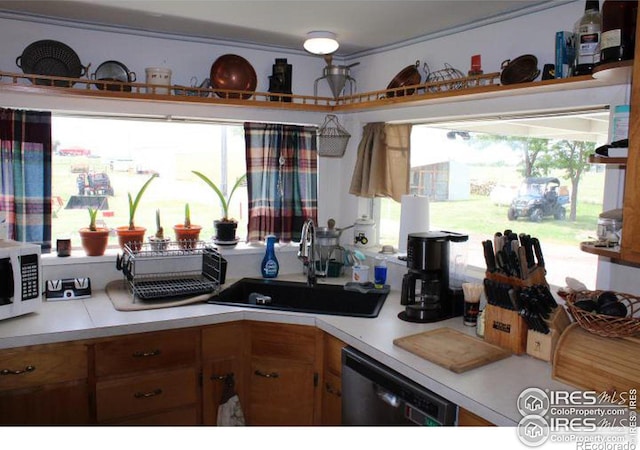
(398, 194, 430, 253)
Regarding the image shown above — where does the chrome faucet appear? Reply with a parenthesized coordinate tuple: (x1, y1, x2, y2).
(298, 218, 317, 287)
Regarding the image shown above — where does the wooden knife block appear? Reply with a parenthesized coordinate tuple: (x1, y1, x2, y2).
(526, 306, 571, 362)
(483, 304, 528, 354)
(483, 266, 549, 354)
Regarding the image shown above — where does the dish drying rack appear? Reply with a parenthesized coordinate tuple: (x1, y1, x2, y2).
(116, 241, 227, 301)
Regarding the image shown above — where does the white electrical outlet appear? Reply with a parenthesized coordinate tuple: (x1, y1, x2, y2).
(0, 211, 7, 240)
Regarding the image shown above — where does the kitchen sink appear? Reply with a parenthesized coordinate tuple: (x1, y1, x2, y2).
(207, 278, 389, 318)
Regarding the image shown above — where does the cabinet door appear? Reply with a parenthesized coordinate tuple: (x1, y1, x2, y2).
(202, 356, 246, 425)
(202, 322, 247, 425)
(321, 371, 342, 426)
(248, 356, 315, 425)
(0, 381, 90, 425)
(321, 333, 345, 425)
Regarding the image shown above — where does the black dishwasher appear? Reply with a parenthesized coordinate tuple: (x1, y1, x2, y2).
(342, 346, 457, 426)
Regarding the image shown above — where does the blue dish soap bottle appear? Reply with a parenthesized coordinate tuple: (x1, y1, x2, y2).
(261, 234, 279, 278)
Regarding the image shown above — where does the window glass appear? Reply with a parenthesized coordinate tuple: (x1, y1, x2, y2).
(379, 110, 609, 288)
(51, 116, 247, 247)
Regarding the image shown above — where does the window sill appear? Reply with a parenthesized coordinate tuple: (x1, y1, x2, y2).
(41, 241, 301, 266)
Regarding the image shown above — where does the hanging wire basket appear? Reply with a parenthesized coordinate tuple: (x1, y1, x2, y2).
(317, 114, 350, 157)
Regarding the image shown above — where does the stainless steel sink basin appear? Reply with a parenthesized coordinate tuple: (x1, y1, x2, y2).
(208, 278, 389, 318)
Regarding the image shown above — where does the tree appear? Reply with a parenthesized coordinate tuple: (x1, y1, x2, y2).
(470, 134, 552, 177)
(549, 139, 594, 221)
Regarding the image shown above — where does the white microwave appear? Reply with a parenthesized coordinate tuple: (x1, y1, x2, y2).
(0, 239, 42, 321)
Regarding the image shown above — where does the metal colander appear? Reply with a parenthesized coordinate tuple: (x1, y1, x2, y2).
(16, 40, 85, 87)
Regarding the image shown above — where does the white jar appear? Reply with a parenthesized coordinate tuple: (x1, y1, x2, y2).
(145, 67, 172, 94)
(353, 215, 376, 248)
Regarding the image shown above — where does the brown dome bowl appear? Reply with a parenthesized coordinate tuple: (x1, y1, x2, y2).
(210, 54, 257, 99)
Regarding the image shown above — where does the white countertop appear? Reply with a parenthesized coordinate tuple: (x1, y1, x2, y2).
(0, 274, 575, 426)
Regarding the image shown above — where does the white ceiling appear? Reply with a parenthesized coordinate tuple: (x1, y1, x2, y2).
(0, 0, 562, 57)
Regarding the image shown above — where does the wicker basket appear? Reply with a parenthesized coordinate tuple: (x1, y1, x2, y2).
(565, 290, 640, 338)
(317, 114, 350, 157)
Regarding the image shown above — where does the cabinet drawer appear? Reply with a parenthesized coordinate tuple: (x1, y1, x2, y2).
(96, 367, 198, 422)
(0, 342, 87, 391)
(202, 321, 245, 360)
(112, 405, 198, 426)
(95, 328, 198, 377)
(250, 322, 316, 362)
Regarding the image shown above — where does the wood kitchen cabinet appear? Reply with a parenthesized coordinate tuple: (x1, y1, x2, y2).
(620, 7, 640, 265)
(457, 407, 495, 426)
(320, 332, 345, 425)
(245, 321, 321, 425)
(201, 321, 247, 425)
(0, 341, 90, 425)
(93, 327, 200, 425)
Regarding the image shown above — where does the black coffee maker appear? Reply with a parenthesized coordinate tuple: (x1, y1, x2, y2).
(399, 231, 468, 323)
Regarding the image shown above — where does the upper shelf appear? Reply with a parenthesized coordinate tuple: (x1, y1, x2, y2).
(588, 154, 628, 165)
(0, 61, 633, 113)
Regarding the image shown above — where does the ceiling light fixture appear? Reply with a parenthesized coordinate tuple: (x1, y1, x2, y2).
(303, 31, 339, 55)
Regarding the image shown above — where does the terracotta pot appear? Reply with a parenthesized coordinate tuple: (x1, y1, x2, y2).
(173, 224, 202, 249)
(214, 220, 238, 242)
(79, 227, 110, 256)
(116, 226, 146, 251)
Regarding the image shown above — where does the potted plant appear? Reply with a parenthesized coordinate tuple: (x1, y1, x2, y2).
(79, 207, 110, 256)
(115, 174, 158, 250)
(148, 209, 170, 251)
(192, 171, 246, 244)
(173, 203, 202, 249)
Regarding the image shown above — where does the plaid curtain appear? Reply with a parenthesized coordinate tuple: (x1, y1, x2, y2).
(244, 123, 318, 243)
(0, 108, 52, 251)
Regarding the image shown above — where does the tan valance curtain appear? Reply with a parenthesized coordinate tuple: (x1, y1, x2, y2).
(349, 122, 411, 202)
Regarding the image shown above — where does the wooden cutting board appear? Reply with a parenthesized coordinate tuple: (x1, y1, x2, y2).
(393, 327, 511, 373)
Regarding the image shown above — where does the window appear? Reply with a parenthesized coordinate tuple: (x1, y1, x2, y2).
(51, 116, 247, 247)
(378, 109, 610, 288)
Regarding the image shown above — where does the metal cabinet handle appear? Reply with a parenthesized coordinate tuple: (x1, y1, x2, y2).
(1, 365, 35, 375)
(254, 369, 279, 378)
(211, 372, 234, 381)
(325, 382, 341, 397)
(132, 349, 161, 358)
(134, 388, 162, 399)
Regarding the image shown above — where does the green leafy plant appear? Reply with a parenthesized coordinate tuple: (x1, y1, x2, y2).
(88, 207, 98, 231)
(184, 203, 191, 228)
(192, 171, 246, 222)
(127, 174, 158, 230)
(155, 209, 164, 238)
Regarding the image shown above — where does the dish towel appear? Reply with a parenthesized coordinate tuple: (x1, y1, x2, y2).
(217, 373, 245, 426)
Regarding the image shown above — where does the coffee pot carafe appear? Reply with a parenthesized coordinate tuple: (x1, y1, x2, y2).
(399, 231, 468, 323)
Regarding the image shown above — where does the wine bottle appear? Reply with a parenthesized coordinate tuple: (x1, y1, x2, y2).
(600, 0, 639, 64)
(573, 0, 602, 76)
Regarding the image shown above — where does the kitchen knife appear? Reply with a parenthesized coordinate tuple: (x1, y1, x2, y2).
(496, 250, 511, 276)
(482, 240, 497, 272)
(518, 234, 535, 268)
(494, 233, 503, 258)
(531, 237, 545, 268)
(517, 246, 528, 280)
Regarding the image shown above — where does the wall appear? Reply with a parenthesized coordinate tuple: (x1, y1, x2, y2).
(2, 2, 638, 293)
